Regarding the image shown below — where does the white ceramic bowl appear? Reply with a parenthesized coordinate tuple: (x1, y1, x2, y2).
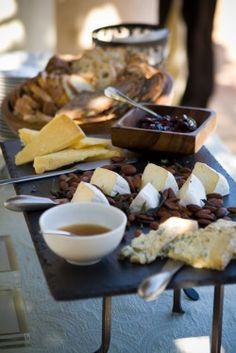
(39, 202, 127, 266)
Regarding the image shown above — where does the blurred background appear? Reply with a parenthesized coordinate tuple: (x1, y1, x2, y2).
(0, 0, 236, 158)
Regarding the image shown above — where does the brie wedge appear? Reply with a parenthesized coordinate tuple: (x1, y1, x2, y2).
(130, 182, 160, 213)
(90, 168, 130, 196)
(141, 163, 179, 194)
(178, 174, 206, 207)
(192, 162, 229, 196)
(71, 181, 109, 205)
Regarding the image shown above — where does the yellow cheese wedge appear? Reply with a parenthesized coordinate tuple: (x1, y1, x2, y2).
(19, 130, 112, 152)
(15, 115, 85, 165)
(71, 137, 111, 149)
(33, 147, 120, 174)
(18, 128, 39, 145)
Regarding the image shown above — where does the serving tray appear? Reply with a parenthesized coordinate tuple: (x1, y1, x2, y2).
(2, 139, 236, 301)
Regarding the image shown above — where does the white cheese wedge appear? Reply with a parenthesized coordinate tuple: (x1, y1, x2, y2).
(178, 174, 206, 207)
(90, 167, 130, 196)
(71, 181, 109, 205)
(129, 182, 160, 213)
(141, 163, 179, 194)
(192, 162, 229, 196)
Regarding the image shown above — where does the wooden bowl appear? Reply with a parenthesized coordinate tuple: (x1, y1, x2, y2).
(1, 73, 173, 136)
(111, 104, 217, 154)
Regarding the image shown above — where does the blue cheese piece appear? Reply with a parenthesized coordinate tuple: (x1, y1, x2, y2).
(192, 162, 230, 196)
(71, 181, 109, 205)
(129, 183, 160, 213)
(141, 163, 178, 194)
(168, 219, 236, 270)
(178, 174, 206, 207)
(90, 167, 130, 196)
(120, 217, 198, 264)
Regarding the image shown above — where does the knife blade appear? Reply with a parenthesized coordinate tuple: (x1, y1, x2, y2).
(0, 158, 136, 186)
(138, 259, 184, 301)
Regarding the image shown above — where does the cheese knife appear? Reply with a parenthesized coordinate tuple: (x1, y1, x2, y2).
(0, 158, 136, 186)
(138, 259, 184, 301)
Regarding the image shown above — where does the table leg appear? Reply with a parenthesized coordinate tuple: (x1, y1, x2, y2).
(211, 285, 224, 353)
(172, 289, 185, 313)
(93, 296, 112, 353)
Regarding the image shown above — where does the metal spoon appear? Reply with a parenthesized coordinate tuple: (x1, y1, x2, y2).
(104, 86, 197, 131)
(4, 195, 58, 212)
(104, 86, 164, 120)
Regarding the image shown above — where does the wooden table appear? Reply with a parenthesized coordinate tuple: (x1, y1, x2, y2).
(2, 140, 236, 353)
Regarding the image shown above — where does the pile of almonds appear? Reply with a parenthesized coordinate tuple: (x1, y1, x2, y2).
(54, 157, 236, 235)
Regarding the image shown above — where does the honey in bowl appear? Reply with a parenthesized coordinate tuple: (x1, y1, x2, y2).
(59, 224, 111, 236)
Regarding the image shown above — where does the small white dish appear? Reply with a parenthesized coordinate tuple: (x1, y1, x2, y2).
(39, 202, 127, 266)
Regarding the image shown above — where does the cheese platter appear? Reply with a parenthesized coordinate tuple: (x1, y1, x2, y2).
(2, 139, 236, 301)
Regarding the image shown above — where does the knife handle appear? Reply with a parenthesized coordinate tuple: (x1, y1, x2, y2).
(0, 168, 73, 186)
(138, 260, 183, 301)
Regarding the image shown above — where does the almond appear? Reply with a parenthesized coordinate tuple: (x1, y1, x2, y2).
(160, 215, 171, 223)
(167, 188, 177, 199)
(169, 210, 181, 217)
(207, 193, 223, 200)
(198, 218, 212, 226)
(125, 176, 135, 193)
(195, 210, 216, 221)
(150, 222, 159, 230)
(164, 199, 179, 210)
(161, 189, 169, 201)
(121, 164, 137, 175)
(111, 156, 126, 163)
(132, 174, 141, 190)
(186, 204, 202, 212)
(206, 198, 224, 208)
(156, 209, 171, 218)
(215, 207, 228, 218)
(204, 205, 217, 212)
(137, 214, 155, 222)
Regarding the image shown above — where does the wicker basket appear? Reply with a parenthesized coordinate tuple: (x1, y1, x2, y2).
(1, 72, 173, 136)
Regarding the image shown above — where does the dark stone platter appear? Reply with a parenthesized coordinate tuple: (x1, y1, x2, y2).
(2, 139, 236, 301)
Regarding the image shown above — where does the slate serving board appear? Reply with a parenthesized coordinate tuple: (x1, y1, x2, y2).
(2, 139, 236, 301)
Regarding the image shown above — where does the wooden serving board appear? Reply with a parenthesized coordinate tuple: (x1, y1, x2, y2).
(1, 140, 236, 301)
